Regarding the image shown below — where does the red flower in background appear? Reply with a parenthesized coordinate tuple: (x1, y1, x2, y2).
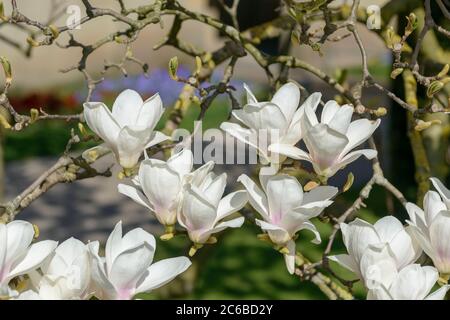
(9, 93, 78, 114)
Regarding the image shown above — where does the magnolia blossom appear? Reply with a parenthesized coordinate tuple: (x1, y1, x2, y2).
(83, 89, 169, 169)
(406, 177, 450, 274)
(367, 263, 449, 300)
(0, 220, 57, 297)
(88, 221, 191, 300)
(220, 83, 321, 164)
(118, 149, 194, 227)
(271, 100, 380, 178)
(238, 173, 337, 274)
(17, 237, 91, 300)
(178, 169, 248, 246)
(329, 216, 421, 282)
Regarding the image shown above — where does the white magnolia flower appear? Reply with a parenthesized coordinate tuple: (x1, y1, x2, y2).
(271, 100, 380, 178)
(220, 83, 321, 164)
(406, 177, 450, 274)
(329, 216, 421, 280)
(88, 221, 191, 300)
(19, 237, 91, 300)
(178, 170, 248, 245)
(118, 149, 194, 227)
(0, 220, 57, 297)
(367, 264, 449, 300)
(238, 173, 337, 274)
(83, 89, 169, 169)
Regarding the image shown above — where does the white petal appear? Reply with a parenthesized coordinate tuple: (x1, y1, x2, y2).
(429, 212, 450, 273)
(303, 100, 319, 128)
(120, 228, 156, 257)
(111, 89, 144, 127)
(237, 174, 269, 220)
(255, 219, 290, 245)
(340, 219, 379, 264)
(271, 82, 300, 122)
(266, 175, 304, 223)
(202, 173, 227, 207)
(405, 202, 427, 230)
(341, 119, 380, 156)
(0, 224, 6, 277)
(328, 149, 377, 177)
(200, 217, 246, 242)
(302, 186, 338, 205)
(137, 93, 164, 129)
(268, 144, 311, 162)
(220, 122, 261, 155)
(389, 264, 438, 300)
(302, 92, 322, 112)
(87, 241, 116, 300)
(328, 254, 357, 273)
(135, 257, 191, 294)
(323, 103, 354, 135)
(138, 159, 181, 223)
(7, 240, 57, 281)
(109, 243, 154, 297)
(188, 161, 215, 187)
(320, 100, 340, 124)
(304, 124, 349, 172)
(118, 183, 153, 210)
(430, 177, 450, 208)
(105, 221, 123, 274)
(373, 216, 421, 268)
(116, 126, 152, 168)
(167, 149, 193, 177)
(211, 217, 245, 232)
(233, 102, 288, 132)
(283, 240, 296, 274)
(5, 220, 35, 269)
(145, 131, 170, 149)
(282, 92, 322, 145)
(16, 290, 42, 300)
(407, 224, 435, 261)
(83, 102, 120, 146)
(426, 285, 449, 300)
(216, 190, 248, 221)
(373, 216, 404, 243)
(424, 191, 447, 225)
(243, 83, 258, 104)
(51, 237, 86, 268)
(360, 244, 398, 290)
(180, 185, 217, 232)
(298, 221, 321, 244)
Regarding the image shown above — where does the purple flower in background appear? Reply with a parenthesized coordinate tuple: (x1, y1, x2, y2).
(77, 66, 191, 105)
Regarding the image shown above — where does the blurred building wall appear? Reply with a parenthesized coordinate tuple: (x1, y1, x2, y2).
(0, 0, 389, 90)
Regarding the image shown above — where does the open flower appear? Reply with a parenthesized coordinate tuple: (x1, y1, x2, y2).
(238, 173, 337, 274)
(83, 89, 169, 170)
(0, 220, 57, 297)
(178, 171, 248, 247)
(118, 149, 193, 228)
(406, 177, 450, 274)
(329, 216, 421, 281)
(18, 237, 92, 300)
(88, 221, 191, 300)
(271, 100, 380, 179)
(220, 83, 321, 164)
(367, 264, 449, 300)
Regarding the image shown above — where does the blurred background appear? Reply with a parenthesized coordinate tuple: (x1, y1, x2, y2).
(0, 0, 449, 299)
